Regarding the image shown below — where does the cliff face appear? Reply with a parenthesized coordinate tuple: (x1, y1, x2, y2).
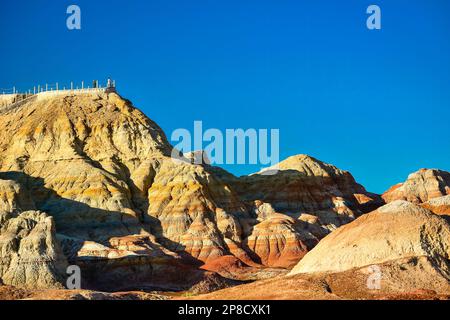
(0, 91, 381, 289)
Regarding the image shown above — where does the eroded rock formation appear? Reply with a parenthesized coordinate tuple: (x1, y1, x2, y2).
(289, 200, 450, 294)
(0, 91, 382, 290)
(382, 169, 450, 204)
(0, 176, 68, 289)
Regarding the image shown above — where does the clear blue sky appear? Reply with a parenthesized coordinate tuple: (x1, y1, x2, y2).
(1, 0, 449, 193)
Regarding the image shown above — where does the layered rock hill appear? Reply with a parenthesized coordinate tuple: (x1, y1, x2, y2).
(235, 155, 381, 229)
(382, 168, 450, 220)
(288, 200, 450, 294)
(383, 169, 450, 204)
(193, 171, 450, 300)
(223, 155, 382, 268)
(0, 90, 380, 290)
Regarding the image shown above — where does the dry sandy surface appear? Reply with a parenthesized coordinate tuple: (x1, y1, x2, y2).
(0, 285, 169, 300)
(185, 271, 450, 301)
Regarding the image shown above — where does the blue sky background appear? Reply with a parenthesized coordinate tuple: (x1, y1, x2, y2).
(1, 0, 449, 193)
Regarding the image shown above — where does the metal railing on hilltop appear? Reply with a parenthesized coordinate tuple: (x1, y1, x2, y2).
(0, 79, 116, 112)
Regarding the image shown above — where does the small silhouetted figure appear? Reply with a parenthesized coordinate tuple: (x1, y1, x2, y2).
(105, 78, 116, 93)
(92, 80, 98, 88)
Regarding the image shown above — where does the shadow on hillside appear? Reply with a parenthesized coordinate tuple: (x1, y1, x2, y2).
(0, 171, 216, 291)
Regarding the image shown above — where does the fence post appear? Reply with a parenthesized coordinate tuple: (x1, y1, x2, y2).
(71, 82, 73, 90)
(56, 83, 59, 91)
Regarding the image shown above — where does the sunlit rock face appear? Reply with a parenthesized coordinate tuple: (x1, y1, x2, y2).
(289, 201, 450, 293)
(420, 195, 450, 226)
(0, 91, 383, 290)
(0, 94, 24, 109)
(383, 169, 450, 204)
(232, 155, 382, 235)
(243, 214, 309, 268)
(197, 154, 382, 268)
